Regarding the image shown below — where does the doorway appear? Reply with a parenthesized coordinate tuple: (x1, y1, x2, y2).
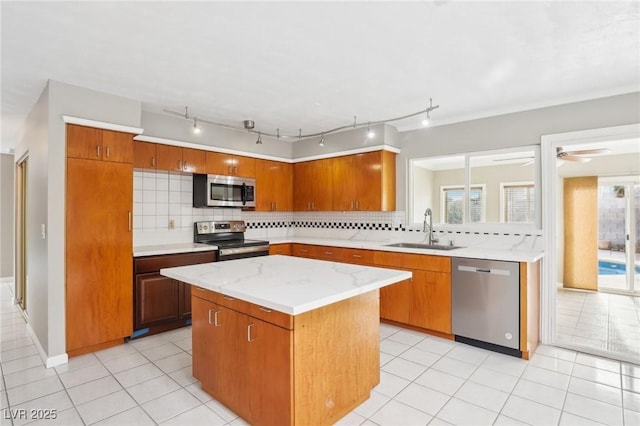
(541, 123, 640, 363)
(597, 177, 639, 294)
(15, 156, 27, 313)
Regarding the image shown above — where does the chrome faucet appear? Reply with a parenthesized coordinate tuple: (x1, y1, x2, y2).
(423, 208, 439, 245)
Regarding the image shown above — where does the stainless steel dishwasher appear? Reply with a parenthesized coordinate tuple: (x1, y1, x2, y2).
(451, 257, 521, 357)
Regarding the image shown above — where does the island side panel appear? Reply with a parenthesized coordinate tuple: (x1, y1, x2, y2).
(293, 289, 380, 426)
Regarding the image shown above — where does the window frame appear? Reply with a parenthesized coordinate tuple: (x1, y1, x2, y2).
(440, 184, 487, 224)
(500, 181, 535, 223)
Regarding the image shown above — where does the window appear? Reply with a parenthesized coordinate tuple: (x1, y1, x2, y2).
(501, 182, 535, 223)
(441, 185, 485, 224)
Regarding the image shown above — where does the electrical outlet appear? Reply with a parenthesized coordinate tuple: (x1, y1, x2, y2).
(168, 219, 176, 230)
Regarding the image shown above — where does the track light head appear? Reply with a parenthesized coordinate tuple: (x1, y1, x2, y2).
(367, 122, 375, 139)
(193, 117, 201, 134)
(422, 111, 430, 127)
(319, 135, 325, 147)
(256, 133, 262, 145)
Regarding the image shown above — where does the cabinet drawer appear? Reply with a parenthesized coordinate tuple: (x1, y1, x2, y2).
(292, 244, 315, 258)
(191, 286, 218, 304)
(249, 305, 293, 330)
(374, 251, 451, 273)
(314, 246, 344, 261)
(135, 251, 216, 274)
(341, 248, 374, 265)
(269, 243, 292, 256)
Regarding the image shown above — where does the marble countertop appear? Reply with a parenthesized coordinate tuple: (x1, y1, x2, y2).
(161, 255, 412, 315)
(135, 236, 543, 262)
(133, 243, 216, 257)
(268, 237, 544, 263)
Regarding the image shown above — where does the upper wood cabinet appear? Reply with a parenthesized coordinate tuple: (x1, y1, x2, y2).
(133, 141, 157, 170)
(293, 158, 333, 211)
(333, 151, 395, 211)
(206, 152, 256, 178)
(67, 124, 133, 163)
(294, 151, 396, 212)
(255, 159, 293, 211)
(156, 145, 206, 173)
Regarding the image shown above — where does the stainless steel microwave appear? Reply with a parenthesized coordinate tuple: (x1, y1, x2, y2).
(193, 174, 256, 208)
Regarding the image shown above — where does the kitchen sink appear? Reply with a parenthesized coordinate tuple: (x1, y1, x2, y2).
(384, 242, 463, 251)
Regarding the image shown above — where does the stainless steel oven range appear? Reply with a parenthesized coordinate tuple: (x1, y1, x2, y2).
(194, 221, 269, 261)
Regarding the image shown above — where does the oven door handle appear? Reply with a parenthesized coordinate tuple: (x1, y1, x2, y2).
(219, 245, 270, 258)
(241, 183, 247, 206)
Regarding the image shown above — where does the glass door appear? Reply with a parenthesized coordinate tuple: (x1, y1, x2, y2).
(597, 177, 639, 294)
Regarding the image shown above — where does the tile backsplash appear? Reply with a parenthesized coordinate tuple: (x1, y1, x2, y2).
(133, 170, 542, 251)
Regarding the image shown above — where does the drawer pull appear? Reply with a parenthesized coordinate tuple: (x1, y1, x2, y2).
(325, 252, 333, 255)
(247, 323, 255, 342)
(259, 306, 272, 313)
(223, 296, 235, 301)
(352, 254, 362, 258)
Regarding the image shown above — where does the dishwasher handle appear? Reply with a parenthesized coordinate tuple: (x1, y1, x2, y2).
(457, 265, 512, 276)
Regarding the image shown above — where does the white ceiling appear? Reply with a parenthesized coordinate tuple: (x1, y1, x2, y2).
(2, 1, 639, 153)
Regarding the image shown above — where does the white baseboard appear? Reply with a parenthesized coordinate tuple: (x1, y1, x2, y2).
(26, 322, 68, 369)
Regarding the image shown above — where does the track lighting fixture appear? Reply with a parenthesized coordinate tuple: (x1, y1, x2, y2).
(422, 110, 430, 127)
(367, 122, 375, 139)
(165, 98, 439, 143)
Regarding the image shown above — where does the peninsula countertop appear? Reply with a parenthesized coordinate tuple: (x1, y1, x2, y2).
(160, 254, 412, 315)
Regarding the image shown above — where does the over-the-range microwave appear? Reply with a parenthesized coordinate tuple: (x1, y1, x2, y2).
(193, 174, 256, 208)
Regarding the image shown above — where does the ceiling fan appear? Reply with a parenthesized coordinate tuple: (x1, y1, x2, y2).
(556, 146, 611, 163)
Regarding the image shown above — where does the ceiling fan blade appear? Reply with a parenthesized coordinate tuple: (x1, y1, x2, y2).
(564, 148, 612, 156)
(562, 155, 592, 163)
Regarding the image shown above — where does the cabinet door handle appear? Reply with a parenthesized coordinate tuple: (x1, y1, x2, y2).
(352, 254, 362, 258)
(96, 145, 101, 158)
(228, 165, 232, 174)
(355, 200, 359, 209)
(178, 160, 182, 171)
(208, 309, 213, 324)
(350, 201, 354, 209)
(325, 251, 333, 255)
(299, 249, 308, 253)
(183, 161, 188, 171)
(151, 157, 156, 167)
(106, 147, 110, 158)
(247, 323, 255, 342)
(214, 311, 221, 326)
(259, 306, 272, 313)
(128, 211, 132, 231)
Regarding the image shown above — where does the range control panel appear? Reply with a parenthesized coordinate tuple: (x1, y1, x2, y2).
(195, 221, 246, 235)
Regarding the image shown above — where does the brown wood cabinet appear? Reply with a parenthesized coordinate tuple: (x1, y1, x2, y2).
(332, 151, 396, 211)
(255, 159, 293, 211)
(192, 288, 293, 425)
(206, 151, 256, 177)
(133, 251, 215, 337)
(67, 124, 133, 163)
(65, 124, 134, 356)
(374, 251, 452, 335)
(156, 144, 206, 173)
(269, 243, 292, 256)
(293, 159, 333, 211)
(133, 141, 157, 170)
(192, 286, 379, 426)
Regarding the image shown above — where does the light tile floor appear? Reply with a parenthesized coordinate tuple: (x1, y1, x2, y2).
(556, 288, 640, 361)
(1, 282, 639, 426)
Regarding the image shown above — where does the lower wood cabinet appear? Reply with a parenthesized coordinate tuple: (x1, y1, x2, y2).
(192, 286, 379, 426)
(133, 251, 215, 337)
(374, 251, 452, 335)
(269, 243, 292, 256)
(288, 244, 453, 336)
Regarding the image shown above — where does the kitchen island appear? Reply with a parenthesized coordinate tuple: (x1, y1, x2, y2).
(161, 255, 411, 426)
